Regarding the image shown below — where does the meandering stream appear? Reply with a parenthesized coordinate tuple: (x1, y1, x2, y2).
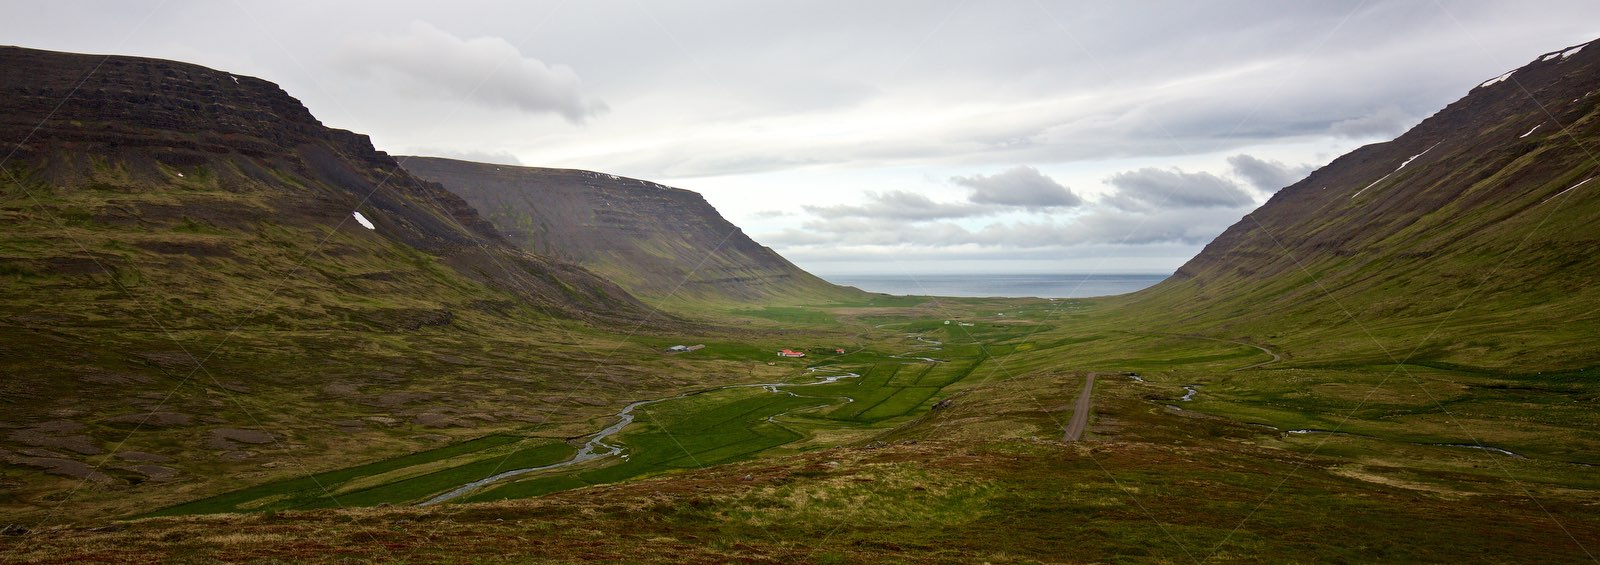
(888, 335, 946, 363)
(421, 335, 940, 505)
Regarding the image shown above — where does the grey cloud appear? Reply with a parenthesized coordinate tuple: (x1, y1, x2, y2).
(951, 166, 1082, 209)
(1227, 154, 1317, 193)
(764, 204, 1250, 250)
(1328, 106, 1416, 139)
(1056, 207, 1249, 246)
(803, 191, 994, 221)
(1103, 167, 1255, 211)
(334, 21, 606, 123)
(787, 243, 1197, 266)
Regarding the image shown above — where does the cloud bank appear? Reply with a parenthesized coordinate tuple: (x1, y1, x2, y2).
(952, 166, 1083, 209)
(762, 165, 1262, 262)
(334, 21, 606, 123)
(1102, 168, 1254, 211)
(1227, 154, 1317, 193)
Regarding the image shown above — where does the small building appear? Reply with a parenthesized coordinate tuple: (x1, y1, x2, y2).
(835, 348, 846, 354)
(666, 345, 689, 352)
(686, 344, 705, 352)
(778, 349, 806, 358)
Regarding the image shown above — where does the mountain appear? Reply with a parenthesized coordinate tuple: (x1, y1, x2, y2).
(0, 47, 684, 519)
(0, 46, 651, 327)
(7, 39, 1600, 565)
(1134, 39, 1600, 369)
(400, 157, 859, 304)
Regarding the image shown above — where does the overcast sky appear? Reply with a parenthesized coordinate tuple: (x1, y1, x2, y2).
(7, 1, 1598, 275)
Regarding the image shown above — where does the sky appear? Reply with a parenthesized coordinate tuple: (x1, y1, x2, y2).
(6, 1, 1599, 276)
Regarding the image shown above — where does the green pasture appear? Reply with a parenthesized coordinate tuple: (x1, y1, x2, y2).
(147, 436, 572, 516)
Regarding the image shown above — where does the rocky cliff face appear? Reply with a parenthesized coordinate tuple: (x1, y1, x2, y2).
(1137, 39, 1600, 368)
(401, 157, 857, 303)
(0, 46, 651, 325)
(2, 46, 369, 161)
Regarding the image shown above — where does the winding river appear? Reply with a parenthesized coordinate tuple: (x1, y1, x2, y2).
(420, 335, 941, 506)
(420, 397, 654, 506)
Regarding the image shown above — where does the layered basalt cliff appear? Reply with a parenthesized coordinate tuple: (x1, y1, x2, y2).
(402, 157, 857, 302)
(0, 46, 650, 324)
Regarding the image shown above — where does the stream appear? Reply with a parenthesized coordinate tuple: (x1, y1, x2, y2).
(885, 335, 945, 363)
(420, 397, 659, 506)
(420, 335, 939, 505)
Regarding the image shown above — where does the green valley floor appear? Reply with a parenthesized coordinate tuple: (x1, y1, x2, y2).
(4, 294, 1597, 562)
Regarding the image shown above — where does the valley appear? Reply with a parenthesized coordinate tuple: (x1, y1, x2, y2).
(6, 294, 1599, 562)
(3, 30, 1600, 563)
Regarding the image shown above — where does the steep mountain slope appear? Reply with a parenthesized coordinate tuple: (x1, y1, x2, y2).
(0, 46, 689, 520)
(1133, 39, 1600, 369)
(401, 157, 859, 303)
(0, 46, 650, 326)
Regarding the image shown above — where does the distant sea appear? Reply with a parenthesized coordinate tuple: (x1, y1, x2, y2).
(822, 273, 1169, 299)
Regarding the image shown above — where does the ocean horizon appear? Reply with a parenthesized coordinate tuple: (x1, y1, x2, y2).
(820, 273, 1169, 299)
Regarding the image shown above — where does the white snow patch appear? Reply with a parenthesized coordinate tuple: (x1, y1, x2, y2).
(229, 75, 239, 84)
(1479, 70, 1514, 88)
(1396, 144, 1437, 170)
(1519, 124, 1542, 138)
(1542, 52, 1562, 62)
(1352, 143, 1439, 199)
(1541, 177, 1592, 205)
(176, 172, 185, 177)
(1561, 44, 1586, 59)
(352, 211, 375, 230)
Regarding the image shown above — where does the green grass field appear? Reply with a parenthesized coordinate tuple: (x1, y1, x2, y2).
(144, 293, 1600, 529)
(463, 325, 998, 501)
(9, 295, 1600, 563)
(159, 303, 1020, 510)
(146, 436, 573, 515)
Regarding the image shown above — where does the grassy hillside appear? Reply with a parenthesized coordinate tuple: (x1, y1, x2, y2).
(1123, 39, 1600, 371)
(0, 46, 731, 523)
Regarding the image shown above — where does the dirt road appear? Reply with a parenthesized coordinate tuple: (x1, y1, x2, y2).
(1062, 372, 1096, 442)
